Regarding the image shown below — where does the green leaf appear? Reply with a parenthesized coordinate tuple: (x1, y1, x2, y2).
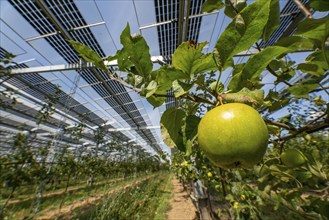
(275, 36, 315, 51)
(210, 81, 224, 93)
(310, 0, 329, 11)
(224, 0, 247, 19)
(288, 82, 319, 98)
(184, 115, 201, 141)
(294, 17, 329, 46)
(118, 23, 153, 81)
(222, 88, 264, 107)
(306, 50, 329, 70)
(183, 115, 201, 156)
(125, 73, 143, 88)
(147, 94, 165, 107)
(297, 63, 324, 77)
(151, 65, 188, 93)
(215, 0, 271, 69)
(202, 0, 224, 13)
(172, 41, 217, 79)
(144, 80, 158, 98)
(172, 80, 194, 98)
(229, 46, 291, 91)
(69, 40, 107, 71)
(263, 0, 280, 41)
(160, 108, 186, 150)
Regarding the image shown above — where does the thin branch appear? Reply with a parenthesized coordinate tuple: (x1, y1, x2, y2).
(104, 69, 141, 93)
(153, 93, 216, 106)
(310, 86, 329, 93)
(319, 84, 329, 96)
(264, 119, 297, 131)
(273, 121, 329, 142)
(306, 112, 327, 126)
(292, 0, 313, 18)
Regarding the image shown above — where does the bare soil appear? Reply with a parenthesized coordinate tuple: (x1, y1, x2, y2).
(167, 178, 198, 220)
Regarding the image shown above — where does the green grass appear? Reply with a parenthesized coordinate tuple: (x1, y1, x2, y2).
(154, 173, 174, 220)
(1, 174, 148, 219)
(71, 172, 173, 220)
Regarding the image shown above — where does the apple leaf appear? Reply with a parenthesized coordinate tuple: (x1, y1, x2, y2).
(183, 115, 201, 156)
(224, 0, 247, 19)
(288, 82, 319, 99)
(147, 94, 165, 107)
(306, 50, 329, 70)
(69, 40, 107, 71)
(202, 0, 224, 13)
(229, 46, 291, 91)
(160, 108, 186, 150)
(294, 17, 329, 46)
(297, 63, 325, 77)
(151, 65, 188, 93)
(275, 36, 315, 51)
(263, 0, 280, 41)
(125, 73, 144, 88)
(118, 23, 153, 81)
(222, 88, 264, 107)
(264, 90, 283, 111)
(172, 80, 194, 98)
(144, 80, 158, 98)
(309, 0, 329, 12)
(172, 41, 217, 79)
(215, 0, 271, 69)
(184, 115, 201, 141)
(210, 81, 224, 93)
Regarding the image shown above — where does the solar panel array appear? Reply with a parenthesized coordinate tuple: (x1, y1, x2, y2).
(154, 0, 205, 109)
(1, 0, 313, 156)
(7, 0, 162, 153)
(259, 0, 311, 48)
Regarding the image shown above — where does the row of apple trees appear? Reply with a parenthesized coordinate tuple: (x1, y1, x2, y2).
(40, 0, 329, 218)
(0, 131, 165, 217)
(0, 62, 167, 217)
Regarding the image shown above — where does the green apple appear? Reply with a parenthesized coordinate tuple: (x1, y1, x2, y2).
(181, 161, 188, 167)
(281, 149, 306, 168)
(198, 103, 268, 169)
(207, 172, 213, 178)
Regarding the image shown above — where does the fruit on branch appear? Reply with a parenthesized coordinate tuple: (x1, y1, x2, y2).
(281, 149, 306, 168)
(198, 103, 268, 169)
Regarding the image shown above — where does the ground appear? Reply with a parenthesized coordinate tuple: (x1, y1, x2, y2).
(167, 178, 198, 220)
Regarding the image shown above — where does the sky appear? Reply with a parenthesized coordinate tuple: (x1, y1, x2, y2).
(1, 0, 328, 155)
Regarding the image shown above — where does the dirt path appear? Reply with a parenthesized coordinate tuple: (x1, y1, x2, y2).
(167, 178, 198, 220)
(35, 175, 154, 220)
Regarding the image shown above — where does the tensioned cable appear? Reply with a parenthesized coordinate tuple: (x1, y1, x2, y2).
(132, 0, 142, 35)
(93, 0, 118, 51)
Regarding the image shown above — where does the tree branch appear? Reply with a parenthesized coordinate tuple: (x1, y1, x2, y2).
(264, 119, 297, 131)
(292, 0, 313, 19)
(272, 121, 329, 142)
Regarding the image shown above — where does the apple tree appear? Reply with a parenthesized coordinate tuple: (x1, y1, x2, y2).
(69, 0, 328, 218)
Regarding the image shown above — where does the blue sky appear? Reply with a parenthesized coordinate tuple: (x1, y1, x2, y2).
(1, 0, 328, 155)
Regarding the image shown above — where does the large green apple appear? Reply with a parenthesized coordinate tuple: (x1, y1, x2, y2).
(198, 103, 268, 169)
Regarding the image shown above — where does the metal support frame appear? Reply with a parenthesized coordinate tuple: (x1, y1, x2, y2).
(25, 21, 106, 42)
(5, 56, 164, 75)
(107, 126, 160, 132)
(139, 11, 219, 30)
